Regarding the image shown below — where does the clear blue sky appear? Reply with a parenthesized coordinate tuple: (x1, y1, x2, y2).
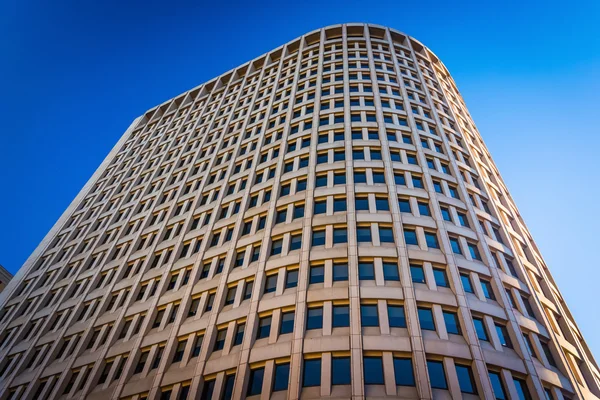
(1, 0, 599, 356)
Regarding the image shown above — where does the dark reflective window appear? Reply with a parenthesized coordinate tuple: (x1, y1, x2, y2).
(361, 304, 379, 327)
(303, 359, 321, 387)
(332, 356, 351, 385)
(272, 363, 290, 392)
(427, 360, 447, 389)
(247, 367, 264, 396)
(364, 356, 384, 385)
(418, 307, 435, 331)
(456, 365, 477, 394)
(393, 358, 415, 386)
(388, 305, 406, 328)
(333, 305, 350, 327)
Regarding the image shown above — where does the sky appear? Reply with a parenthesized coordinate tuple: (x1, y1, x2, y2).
(1, 0, 599, 356)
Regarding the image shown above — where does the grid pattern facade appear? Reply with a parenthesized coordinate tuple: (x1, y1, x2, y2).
(0, 23, 597, 400)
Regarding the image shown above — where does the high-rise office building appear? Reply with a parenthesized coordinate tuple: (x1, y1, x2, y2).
(0, 23, 597, 400)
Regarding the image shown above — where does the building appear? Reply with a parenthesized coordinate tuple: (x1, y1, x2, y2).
(0, 265, 12, 293)
(0, 23, 597, 400)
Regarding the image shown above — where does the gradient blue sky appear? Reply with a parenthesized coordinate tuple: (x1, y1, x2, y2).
(1, 0, 599, 356)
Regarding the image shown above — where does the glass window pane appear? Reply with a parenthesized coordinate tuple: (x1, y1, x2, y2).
(273, 363, 290, 392)
(443, 311, 461, 335)
(460, 274, 473, 293)
(410, 265, 426, 284)
(247, 368, 264, 396)
(473, 318, 488, 341)
(306, 307, 323, 330)
(333, 263, 348, 281)
(331, 357, 351, 385)
(361, 304, 379, 327)
(393, 358, 415, 386)
(427, 360, 447, 389)
(513, 379, 532, 400)
(333, 305, 350, 327)
(383, 262, 400, 281)
(418, 307, 435, 331)
(363, 357, 384, 384)
(455, 365, 476, 394)
(489, 371, 507, 400)
(303, 359, 321, 387)
(433, 268, 449, 287)
(388, 305, 406, 328)
(359, 262, 375, 280)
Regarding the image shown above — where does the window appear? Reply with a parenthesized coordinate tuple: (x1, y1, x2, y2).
(383, 261, 400, 281)
(375, 197, 389, 211)
(443, 311, 461, 335)
(357, 226, 372, 243)
(333, 305, 350, 327)
(314, 199, 327, 214)
(450, 237, 462, 254)
(256, 316, 271, 339)
(379, 226, 394, 243)
(433, 268, 449, 287)
(523, 333, 536, 358)
(243, 281, 253, 300)
(480, 280, 496, 300)
(280, 311, 295, 334)
(468, 243, 481, 260)
(418, 202, 430, 216)
(540, 341, 557, 367)
(333, 262, 348, 281)
(410, 264, 426, 283)
(440, 207, 451, 221)
(495, 324, 512, 348)
(363, 356, 384, 384)
(455, 364, 477, 394)
(460, 274, 473, 293)
(333, 197, 346, 211)
(312, 230, 325, 246)
(247, 367, 264, 396)
(513, 378, 532, 400)
(388, 305, 406, 328)
(303, 358, 321, 387)
(361, 304, 379, 327)
(398, 198, 411, 213)
(427, 360, 447, 389)
(290, 233, 302, 250)
(354, 171, 367, 183)
(331, 356, 351, 385)
(404, 229, 418, 245)
(306, 307, 323, 330)
(424, 232, 439, 248)
(201, 379, 215, 399)
(489, 371, 507, 400)
(473, 317, 488, 341)
(418, 307, 435, 331)
(333, 227, 347, 244)
(286, 269, 298, 289)
(214, 329, 227, 350)
(271, 239, 283, 255)
(310, 265, 324, 284)
(358, 261, 375, 280)
(273, 362, 290, 392)
(393, 358, 415, 386)
(234, 323, 245, 346)
(264, 274, 277, 294)
(457, 212, 469, 227)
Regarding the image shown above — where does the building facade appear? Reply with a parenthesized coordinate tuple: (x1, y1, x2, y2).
(0, 23, 598, 400)
(0, 265, 12, 293)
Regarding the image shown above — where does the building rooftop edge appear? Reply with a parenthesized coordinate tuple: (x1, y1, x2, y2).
(136, 23, 441, 122)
